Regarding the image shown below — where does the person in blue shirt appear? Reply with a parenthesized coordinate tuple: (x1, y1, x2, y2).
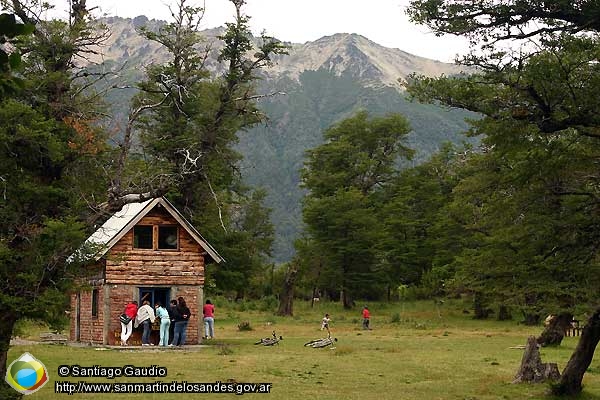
(154, 302, 171, 347)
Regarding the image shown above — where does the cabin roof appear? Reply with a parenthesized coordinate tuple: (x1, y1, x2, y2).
(73, 197, 224, 264)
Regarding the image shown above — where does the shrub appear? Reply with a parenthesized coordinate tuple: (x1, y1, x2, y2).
(237, 321, 253, 331)
(259, 295, 278, 312)
(217, 345, 234, 355)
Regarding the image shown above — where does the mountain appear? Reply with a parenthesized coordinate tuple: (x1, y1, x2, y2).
(91, 16, 464, 86)
(93, 16, 475, 262)
(266, 32, 463, 88)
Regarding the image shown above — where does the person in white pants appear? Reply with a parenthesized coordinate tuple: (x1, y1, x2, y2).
(120, 301, 138, 346)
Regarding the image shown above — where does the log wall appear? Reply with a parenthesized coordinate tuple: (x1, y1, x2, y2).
(70, 205, 210, 345)
(105, 209, 206, 285)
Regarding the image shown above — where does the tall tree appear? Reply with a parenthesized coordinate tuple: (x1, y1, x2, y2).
(301, 111, 413, 308)
(447, 130, 600, 322)
(406, 4, 600, 316)
(406, 0, 600, 394)
(0, 1, 107, 397)
(115, 0, 284, 296)
(379, 143, 467, 296)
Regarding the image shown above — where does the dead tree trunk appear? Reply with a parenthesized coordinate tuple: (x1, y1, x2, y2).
(473, 291, 492, 319)
(497, 304, 512, 321)
(513, 336, 560, 384)
(276, 264, 298, 316)
(310, 260, 322, 308)
(552, 308, 600, 396)
(341, 290, 354, 309)
(536, 312, 573, 347)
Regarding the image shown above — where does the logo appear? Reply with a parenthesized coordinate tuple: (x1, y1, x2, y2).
(5, 352, 49, 395)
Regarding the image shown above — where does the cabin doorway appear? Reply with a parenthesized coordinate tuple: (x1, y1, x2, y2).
(139, 287, 171, 308)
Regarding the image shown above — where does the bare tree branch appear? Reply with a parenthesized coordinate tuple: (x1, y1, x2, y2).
(203, 172, 227, 233)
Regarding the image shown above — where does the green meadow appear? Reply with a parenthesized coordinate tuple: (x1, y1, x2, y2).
(9, 299, 600, 400)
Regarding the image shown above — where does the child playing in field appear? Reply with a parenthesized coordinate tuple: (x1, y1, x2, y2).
(362, 306, 371, 330)
(321, 313, 331, 333)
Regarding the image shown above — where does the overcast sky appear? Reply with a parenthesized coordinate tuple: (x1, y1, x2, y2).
(46, 0, 471, 63)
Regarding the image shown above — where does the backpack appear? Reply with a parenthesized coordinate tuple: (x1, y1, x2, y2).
(119, 313, 131, 324)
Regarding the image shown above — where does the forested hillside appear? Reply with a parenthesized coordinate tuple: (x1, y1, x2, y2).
(240, 71, 473, 260)
(96, 17, 475, 261)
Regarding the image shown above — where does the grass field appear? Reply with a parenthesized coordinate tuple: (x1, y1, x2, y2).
(8, 299, 600, 399)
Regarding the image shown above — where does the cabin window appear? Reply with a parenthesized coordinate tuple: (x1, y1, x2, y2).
(133, 225, 153, 249)
(91, 288, 99, 317)
(158, 226, 178, 250)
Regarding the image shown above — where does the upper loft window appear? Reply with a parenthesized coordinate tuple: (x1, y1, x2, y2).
(133, 225, 179, 250)
(158, 226, 178, 250)
(133, 225, 153, 249)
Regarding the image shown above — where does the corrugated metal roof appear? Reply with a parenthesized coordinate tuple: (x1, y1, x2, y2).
(88, 199, 154, 248)
(70, 197, 224, 264)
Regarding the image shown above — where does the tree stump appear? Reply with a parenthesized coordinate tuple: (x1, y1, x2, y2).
(513, 336, 560, 383)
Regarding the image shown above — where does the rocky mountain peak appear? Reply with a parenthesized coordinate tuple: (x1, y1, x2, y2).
(271, 31, 462, 88)
(87, 16, 462, 90)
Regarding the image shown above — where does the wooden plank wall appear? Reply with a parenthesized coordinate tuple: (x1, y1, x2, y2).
(105, 209, 206, 285)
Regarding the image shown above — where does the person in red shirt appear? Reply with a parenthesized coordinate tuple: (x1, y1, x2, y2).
(362, 306, 371, 330)
(120, 301, 138, 346)
(203, 299, 215, 339)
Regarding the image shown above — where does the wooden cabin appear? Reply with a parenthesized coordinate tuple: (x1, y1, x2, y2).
(69, 197, 223, 345)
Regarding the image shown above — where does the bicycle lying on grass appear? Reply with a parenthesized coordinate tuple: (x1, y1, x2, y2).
(254, 331, 283, 346)
(304, 333, 337, 349)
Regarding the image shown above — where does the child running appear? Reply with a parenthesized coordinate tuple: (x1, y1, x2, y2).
(321, 313, 331, 334)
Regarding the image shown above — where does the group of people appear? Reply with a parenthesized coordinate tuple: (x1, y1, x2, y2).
(120, 296, 211, 347)
(121, 298, 371, 346)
